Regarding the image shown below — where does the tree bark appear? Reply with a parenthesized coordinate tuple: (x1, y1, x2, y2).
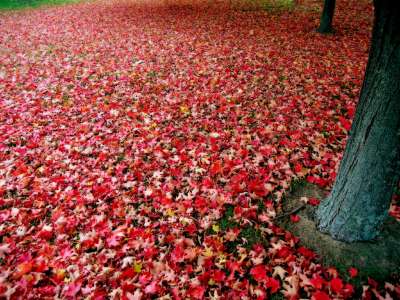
(317, 0, 336, 33)
(315, 0, 400, 242)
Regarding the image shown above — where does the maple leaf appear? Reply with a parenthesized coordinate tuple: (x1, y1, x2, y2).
(348, 267, 358, 278)
(107, 231, 124, 247)
(171, 245, 185, 263)
(282, 275, 300, 300)
(212, 270, 226, 283)
(290, 214, 300, 223)
(37, 286, 56, 297)
(310, 275, 325, 290)
(185, 247, 198, 261)
(144, 281, 158, 294)
(38, 225, 53, 240)
(312, 291, 330, 300)
(272, 266, 287, 280)
(189, 285, 206, 299)
(14, 261, 33, 278)
(247, 178, 269, 197)
(294, 163, 303, 174)
(326, 267, 339, 278)
(0, 244, 10, 258)
(133, 261, 142, 273)
(308, 198, 321, 206)
(266, 276, 280, 293)
(185, 223, 197, 235)
(126, 290, 143, 300)
(250, 265, 267, 282)
(2, 286, 17, 300)
(210, 160, 223, 176)
(330, 277, 343, 294)
(63, 282, 82, 298)
(225, 228, 240, 241)
(297, 246, 316, 259)
(338, 116, 351, 132)
(53, 269, 66, 282)
(120, 268, 136, 280)
(343, 283, 355, 298)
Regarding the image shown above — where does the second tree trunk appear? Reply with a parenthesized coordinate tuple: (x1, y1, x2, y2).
(318, 0, 336, 33)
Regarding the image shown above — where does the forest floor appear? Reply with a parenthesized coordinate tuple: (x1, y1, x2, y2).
(0, 0, 399, 299)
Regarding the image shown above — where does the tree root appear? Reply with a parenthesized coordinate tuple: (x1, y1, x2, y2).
(275, 203, 306, 220)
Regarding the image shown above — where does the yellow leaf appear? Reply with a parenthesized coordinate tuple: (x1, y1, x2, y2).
(166, 208, 175, 217)
(55, 269, 66, 280)
(180, 105, 190, 114)
(203, 247, 213, 257)
(133, 261, 142, 273)
(215, 253, 227, 268)
(212, 224, 220, 233)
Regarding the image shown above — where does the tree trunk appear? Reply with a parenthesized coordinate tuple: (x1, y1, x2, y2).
(315, 0, 400, 242)
(317, 0, 336, 33)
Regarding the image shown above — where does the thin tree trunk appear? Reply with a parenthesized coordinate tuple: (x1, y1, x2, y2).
(317, 0, 336, 33)
(315, 0, 400, 242)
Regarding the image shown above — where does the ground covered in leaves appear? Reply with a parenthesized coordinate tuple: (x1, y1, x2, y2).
(0, 0, 399, 299)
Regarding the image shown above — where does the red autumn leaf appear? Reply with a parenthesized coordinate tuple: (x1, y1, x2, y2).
(38, 228, 53, 240)
(171, 245, 185, 263)
(194, 196, 207, 211)
(294, 162, 302, 173)
(266, 277, 280, 293)
(338, 116, 351, 132)
(348, 267, 358, 278)
(250, 265, 267, 282)
(212, 270, 226, 283)
(312, 291, 331, 300)
(145, 281, 159, 294)
(347, 105, 356, 118)
(37, 286, 56, 297)
(343, 283, 355, 297)
(189, 285, 205, 299)
(310, 275, 325, 290)
(290, 214, 300, 223)
(210, 160, 223, 176)
(367, 277, 378, 289)
(33, 260, 48, 273)
(64, 282, 81, 297)
(248, 178, 268, 197)
(15, 261, 33, 278)
(308, 198, 321, 206)
(297, 246, 316, 259)
(326, 267, 339, 278)
(120, 268, 136, 280)
(330, 278, 344, 294)
(126, 111, 136, 119)
(276, 246, 292, 259)
(185, 223, 197, 235)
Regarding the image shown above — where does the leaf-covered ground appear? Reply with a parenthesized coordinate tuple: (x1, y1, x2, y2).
(0, 0, 399, 299)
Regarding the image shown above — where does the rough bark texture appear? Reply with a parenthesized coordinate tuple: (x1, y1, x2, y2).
(316, 0, 400, 242)
(317, 0, 336, 33)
